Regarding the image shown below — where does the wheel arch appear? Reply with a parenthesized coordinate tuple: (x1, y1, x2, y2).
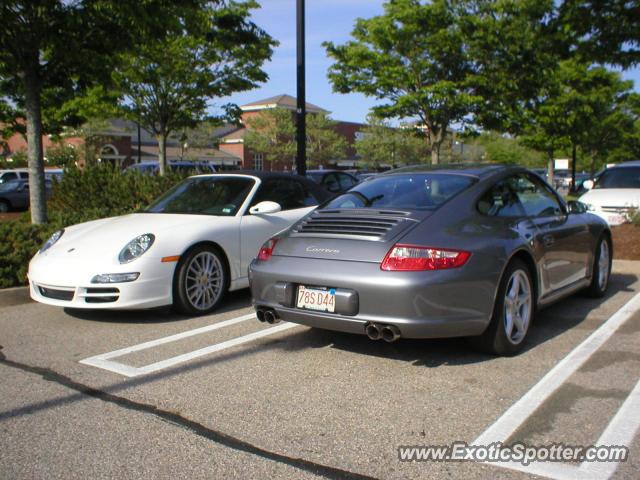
(499, 248, 539, 308)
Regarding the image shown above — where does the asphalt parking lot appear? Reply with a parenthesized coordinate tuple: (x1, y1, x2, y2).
(1, 261, 639, 480)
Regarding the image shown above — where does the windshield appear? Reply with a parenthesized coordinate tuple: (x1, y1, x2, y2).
(146, 177, 254, 215)
(306, 173, 323, 184)
(322, 173, 475, 210)
(595, 167, 640, 189)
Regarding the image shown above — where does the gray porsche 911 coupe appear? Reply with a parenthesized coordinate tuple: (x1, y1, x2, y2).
(249, 165, 612, 355)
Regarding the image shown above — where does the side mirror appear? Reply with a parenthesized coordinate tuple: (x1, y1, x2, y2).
(249, 201, 282, 215)
(567, 200, 587, 214)
(582, 179, 594, 190)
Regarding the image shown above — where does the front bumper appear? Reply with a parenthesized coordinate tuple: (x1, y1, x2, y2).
(590, 209, 631, 226)
(249, 256, 500, 339)
(28, 253, 175, 309)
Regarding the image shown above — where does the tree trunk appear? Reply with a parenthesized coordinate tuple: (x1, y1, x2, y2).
(428, 125, 444, 165)
(23, 69, 47, 224)
(547, 154, 554, 188)
(430, 146, 440, 165)
(157, 133, 167, 176)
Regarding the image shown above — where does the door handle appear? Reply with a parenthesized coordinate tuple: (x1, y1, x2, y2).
(542, 234, 554, 247)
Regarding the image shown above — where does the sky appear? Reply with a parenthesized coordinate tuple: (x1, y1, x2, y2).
(217, 0, 640, 124)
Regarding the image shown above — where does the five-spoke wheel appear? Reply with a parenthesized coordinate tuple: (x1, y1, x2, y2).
(174, 245, 228, 315)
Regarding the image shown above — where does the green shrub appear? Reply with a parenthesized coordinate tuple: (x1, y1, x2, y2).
(0, 220, 59, 288)
(49, 164, 186, 218)
(0, 164, 188, 288)
(45, 144, 79, 167)
(0, 149, 28, 168)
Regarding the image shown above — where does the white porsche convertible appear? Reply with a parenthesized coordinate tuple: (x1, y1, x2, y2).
(28, 172, 330, 314)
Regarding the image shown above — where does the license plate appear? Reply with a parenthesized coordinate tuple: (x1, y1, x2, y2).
(296, 286, 336, 313)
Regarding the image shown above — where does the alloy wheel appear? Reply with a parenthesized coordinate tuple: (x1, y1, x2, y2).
(598, 240, 610, 290)
(184, 251, 223, 311)
(503, 270, 532, 344)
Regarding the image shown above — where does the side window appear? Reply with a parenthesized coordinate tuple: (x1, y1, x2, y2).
(338, 173, 356, 191)
(477, 177, 525, 217)
(513, 174, 563, 217)
(323, 173, 340, 193)
(296, 181, 321, 207)
(251, 179, 313, 211)
(4, 172, 17, 182)
(20, 172, 29, 179)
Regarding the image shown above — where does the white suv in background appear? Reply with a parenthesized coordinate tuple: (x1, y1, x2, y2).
(0, 169, 28, 184)
(579, 161, 640, 225)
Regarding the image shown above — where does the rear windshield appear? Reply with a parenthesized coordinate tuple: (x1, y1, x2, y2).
(322, 173, 475, 211)
(595, 167, 640, 189)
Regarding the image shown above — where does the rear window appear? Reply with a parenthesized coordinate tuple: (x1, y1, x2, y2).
(322, 173, 474, 210)
(595, 167, 640, 189)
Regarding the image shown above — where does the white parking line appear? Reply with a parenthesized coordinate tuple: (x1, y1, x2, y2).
(474, 292, 640, 480)
(80, 312, 299, 377)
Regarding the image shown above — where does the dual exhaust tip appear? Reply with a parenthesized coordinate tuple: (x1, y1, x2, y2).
(256, 308, 400, 342)
(365, 322, 401, 343)
(256, 307, 280, 324)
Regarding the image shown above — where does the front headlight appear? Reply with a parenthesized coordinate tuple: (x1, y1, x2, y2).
(118, 234, 155, 264)
(40, 229, 64, 253)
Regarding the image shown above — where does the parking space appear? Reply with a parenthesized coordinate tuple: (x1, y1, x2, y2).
(1, 261, 639, 479)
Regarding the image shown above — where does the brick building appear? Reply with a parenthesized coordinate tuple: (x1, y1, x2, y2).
(2, 119, 241, 169)
(2, 94, 366, 171)
(217, 94, 365, 171)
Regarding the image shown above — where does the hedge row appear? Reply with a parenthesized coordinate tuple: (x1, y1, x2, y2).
(0, 165, 186, 288)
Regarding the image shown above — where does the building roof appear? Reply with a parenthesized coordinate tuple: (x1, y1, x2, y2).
(132, 145, 241, 165)
(219, 127, 247, 142)
(240, 94, 328, 114)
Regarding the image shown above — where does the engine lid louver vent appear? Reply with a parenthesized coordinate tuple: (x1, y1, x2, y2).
(292, 210, 412, 240)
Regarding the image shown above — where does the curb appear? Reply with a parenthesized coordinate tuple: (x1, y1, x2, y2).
(0, 285, 31, 307)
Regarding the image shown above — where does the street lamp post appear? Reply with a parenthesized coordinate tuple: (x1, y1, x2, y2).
(296, 0, 306, 176)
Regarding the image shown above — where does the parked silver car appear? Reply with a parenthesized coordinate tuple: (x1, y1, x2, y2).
(249, 165, 612, 356)
(0, 179, 53, 212)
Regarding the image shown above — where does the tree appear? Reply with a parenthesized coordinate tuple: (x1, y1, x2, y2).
(306, 114, 347, 168)
(325, 0, 559, 164)
(557, 0, 640, 68)
(245, 107, 348, 170)
(462, 0, 557, 134)
(244, 108, 296, 170)
(0, 0, 196, 223)
(325, 0, 481, 165)
(356, 116, 428, 168)
(475, 132, 545, 167)
(580, 88, 640, 173)
(521, 60, 635, 186)
(112, 1, 276, 175)
(0, 1, 186, 223)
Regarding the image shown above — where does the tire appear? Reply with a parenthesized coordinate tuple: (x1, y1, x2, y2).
(0, 200, 9, 213)
(470, 259, 535, 356)
(586, 236, 612, 298)
(173, 245, 228, 315)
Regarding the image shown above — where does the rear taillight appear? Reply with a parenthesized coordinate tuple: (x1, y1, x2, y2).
(381, 244, 471, 271)
(257, 237, 279, 261)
